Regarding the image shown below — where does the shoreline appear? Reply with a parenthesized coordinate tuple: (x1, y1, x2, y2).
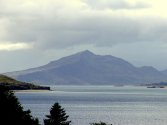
(14, 89, 51, 93)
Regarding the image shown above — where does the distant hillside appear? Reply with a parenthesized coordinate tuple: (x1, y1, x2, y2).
(5, 50, 167, 85)
(143, 81, 167, 88)
(0, 74, 50, 90)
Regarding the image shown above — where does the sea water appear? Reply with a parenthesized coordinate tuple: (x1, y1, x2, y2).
(16, 86, 167, 125)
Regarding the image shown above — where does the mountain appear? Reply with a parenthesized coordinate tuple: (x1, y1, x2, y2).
(0, 74, 50, 90)
(161, 69, 167, 76)
(5, 50, 167, 85)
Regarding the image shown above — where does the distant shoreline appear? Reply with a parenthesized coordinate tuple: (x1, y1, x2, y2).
(15, 89, 51, 93)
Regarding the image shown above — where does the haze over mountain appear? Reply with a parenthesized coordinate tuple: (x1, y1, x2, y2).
(5, 50, 167, 85)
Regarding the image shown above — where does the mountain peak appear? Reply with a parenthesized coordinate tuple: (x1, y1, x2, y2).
(5, 50, 167, 85)
(78, 50, 95, 56)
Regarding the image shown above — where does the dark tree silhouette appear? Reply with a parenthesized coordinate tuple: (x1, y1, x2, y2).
(0, 85, 39, 125)
(90, 122, 112, 125)
(44, 102, 71, 125)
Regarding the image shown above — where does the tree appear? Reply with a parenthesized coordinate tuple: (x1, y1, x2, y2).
(0, 85, 39, 125)
(90, 121, 112, 125)
(44, 102, 71, 125)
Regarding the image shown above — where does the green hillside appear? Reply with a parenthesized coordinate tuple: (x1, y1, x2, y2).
(0, 74, 50, 90)
(0, 74, 22, 84)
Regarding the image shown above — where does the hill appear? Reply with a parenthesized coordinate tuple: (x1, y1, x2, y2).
(0, 74, 50, 90)
(5, 50, 167, 85)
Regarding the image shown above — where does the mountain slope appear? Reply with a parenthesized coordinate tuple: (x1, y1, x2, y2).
(5, 50, 167, 85)
(0, 74, 50, 90)
(161, 69, 167, 76)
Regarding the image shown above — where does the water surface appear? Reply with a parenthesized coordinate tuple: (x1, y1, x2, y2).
(16, 86, 167, 125)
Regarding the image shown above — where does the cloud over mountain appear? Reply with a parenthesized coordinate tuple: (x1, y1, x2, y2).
(1, 0, 167, 72)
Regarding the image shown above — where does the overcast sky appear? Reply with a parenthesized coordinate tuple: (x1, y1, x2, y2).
(1, 0, 167, 73)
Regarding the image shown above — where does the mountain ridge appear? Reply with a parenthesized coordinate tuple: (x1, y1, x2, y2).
(5, 50, 167, 85)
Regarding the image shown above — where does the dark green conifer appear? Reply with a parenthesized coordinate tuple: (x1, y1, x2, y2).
(44, 102, 71, 125)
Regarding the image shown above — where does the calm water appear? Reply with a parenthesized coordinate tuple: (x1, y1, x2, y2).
(16, 86, 167, 125)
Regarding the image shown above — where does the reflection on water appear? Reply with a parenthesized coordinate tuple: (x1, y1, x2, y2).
(16, 86, 167, 125)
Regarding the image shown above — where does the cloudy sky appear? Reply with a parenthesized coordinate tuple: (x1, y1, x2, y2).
(1, 0, 167, 73)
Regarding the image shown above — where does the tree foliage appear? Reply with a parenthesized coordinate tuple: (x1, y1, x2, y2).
(0, 85, 39, 125)
(90, 121, 112, 125)
(44, 102, 71, 125)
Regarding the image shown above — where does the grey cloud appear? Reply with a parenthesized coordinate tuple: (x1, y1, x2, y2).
(2, 11, 167, 51)
(82, 0, 150, 10)
(32, 17, 167, 49)
(0, 0, 167, 51)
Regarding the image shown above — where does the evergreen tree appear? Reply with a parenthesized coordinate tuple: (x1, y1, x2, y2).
(44, 102, 71, 125)
(0, 85, 39, 125)
(90, 122, 112, 125)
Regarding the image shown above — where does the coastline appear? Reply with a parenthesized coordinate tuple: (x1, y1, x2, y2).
(15, 89, 51, 93)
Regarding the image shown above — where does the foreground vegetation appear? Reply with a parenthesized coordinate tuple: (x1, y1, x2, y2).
(0, 85, 112, 125)
(0, 85, 39, 125)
